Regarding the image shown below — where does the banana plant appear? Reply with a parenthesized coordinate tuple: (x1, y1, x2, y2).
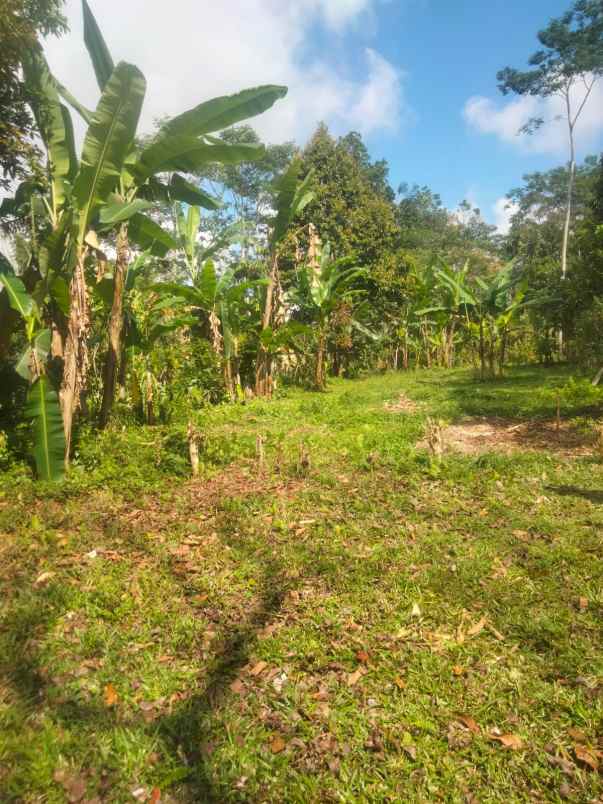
(291, 242, 366, 390)
(416, 261, 475, 368)
(0, 258, 65, 480)
(155, 253, 267, 399)
(255, 159, 315, 396)
(21, 0, 288, 449)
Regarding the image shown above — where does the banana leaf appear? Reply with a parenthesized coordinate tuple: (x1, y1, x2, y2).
(73, 61, 146, 243)
(158, 85, 287, 139)
(82, 0, 115, 90)
(25, 377, 65, 482)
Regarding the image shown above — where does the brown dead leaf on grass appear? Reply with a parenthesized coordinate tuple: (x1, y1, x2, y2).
(574, 744, 601, 771)
(458, 715, 480, 734)
(489, 732, 524, 750)
(230, 678, 246, 695)
(249, 660, 268, 677)
(347, 667, 367, 687)
(270, 735, 287, 754)
(34, 570, 55, 587)
(103, 683, 119, 707)
(466, 615, 487, 637)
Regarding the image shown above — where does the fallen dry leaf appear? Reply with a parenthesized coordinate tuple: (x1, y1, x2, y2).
(230, 678, 245, 695)
(356, 650, 370, 663)
(249, 660, 268, 677)
(467, 615, 487, 637)
(452, 665, 465, 676)
(458, 715, 480, 734)
(150, 788, 161, 803)
(347, 667, 366, 687)
(567, 727, 587, 742)
(34, 570, 55, 587)
(574, 744, 600, 771)
(489, 732, 523, 750)
(578, 596, 589, 611)
(394, 676, 406, 690)
(103, 683, 119, 707)
(270, 735, 286, 754)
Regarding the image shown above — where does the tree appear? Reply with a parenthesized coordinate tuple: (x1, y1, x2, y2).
(297, 125, 398, 270)
(0, 0, 66, 190)
(10, 0, 287, 466)
(497, 0, 603, 280)
(255, 159, 314, 396)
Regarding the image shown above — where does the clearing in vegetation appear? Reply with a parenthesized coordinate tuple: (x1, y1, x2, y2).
(1, 366, 602, 803)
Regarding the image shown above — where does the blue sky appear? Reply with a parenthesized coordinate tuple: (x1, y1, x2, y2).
(350, 0, 603, 226)
(46, 0, 603, 231)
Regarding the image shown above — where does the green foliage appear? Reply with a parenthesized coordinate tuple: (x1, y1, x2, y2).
(24, 376, 65, 481)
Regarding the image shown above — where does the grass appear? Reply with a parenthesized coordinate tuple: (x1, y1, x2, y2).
(1, 366, 602, 803)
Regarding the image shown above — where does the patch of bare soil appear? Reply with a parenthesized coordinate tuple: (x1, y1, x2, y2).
(384, 393, 420, 413)
(120, 461, 306, 532)
(418, 417, 600, 457)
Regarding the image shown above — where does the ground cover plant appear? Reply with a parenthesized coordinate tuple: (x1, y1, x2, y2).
(1, 366, 602, 803)
(1, 1, 603, 802)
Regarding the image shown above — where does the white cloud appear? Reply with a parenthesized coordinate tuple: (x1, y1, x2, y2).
(43, 0, 408, 145)
(463, 78, 603, 157)
(492, 197, 518, 234)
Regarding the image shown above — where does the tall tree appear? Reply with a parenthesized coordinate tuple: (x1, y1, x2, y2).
(497, 0, 603, 279)
(0, 0, 66, 190)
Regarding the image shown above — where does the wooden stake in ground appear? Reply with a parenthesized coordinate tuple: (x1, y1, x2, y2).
(256, 434, 266, 474)
(187, 422, 201, 478)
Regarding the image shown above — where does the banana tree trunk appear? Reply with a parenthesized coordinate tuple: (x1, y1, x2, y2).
(223, 358, 235, 401)
(60, 251, 90, 464)
(99, 224, 129, 428)
(255, 251, 279, 397)
(315, 329, 326, 391)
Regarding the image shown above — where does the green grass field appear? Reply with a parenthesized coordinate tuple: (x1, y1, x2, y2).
(1, 367, 602, 803)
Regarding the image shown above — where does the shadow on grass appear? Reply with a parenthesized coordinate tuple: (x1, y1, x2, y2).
(0, 517, 291, 803)
(546, 485, 603, 504)
(156, 555, 289, 802)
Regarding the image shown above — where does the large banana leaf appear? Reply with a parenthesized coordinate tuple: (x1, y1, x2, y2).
(16, 329, 52, 381)
(272, 160, 301, 245)
(0, 272, 36, 320)
(82, 0, 114, 90)
(25, 377, 65, 482)
(128, 213, 177, 257)
(99, 197, 153, 225)
(73, 62, 146, 243)
(22, 47, 78, 213)
(133, 137, 263, 182)
(169, 174, 221, 210)
(185, 206, 200, 264)
(158, 85, 287, 139)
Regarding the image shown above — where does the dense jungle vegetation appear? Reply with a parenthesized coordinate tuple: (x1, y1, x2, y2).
(0, 1, 602, 802)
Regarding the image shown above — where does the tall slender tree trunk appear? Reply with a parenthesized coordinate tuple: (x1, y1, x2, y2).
(60, 251, 90, 464)
(479, 317, 486, 380)
(315, 330, 326, 391)
(559, 91, 576, 358)
(99, 225, 129, 428)
(255, 251, 278, 397)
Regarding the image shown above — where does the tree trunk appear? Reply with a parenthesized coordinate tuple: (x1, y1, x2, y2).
(499, 330, 508, 377)
(223, 358, 235, 401)
(559, 94, 576, 357)
(479, 318, 485, 380)
(315, 331, 326, 391)
(59, 251, 90, 464)
(99, 225, 129, 428)
(255, 251, 279, 397)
